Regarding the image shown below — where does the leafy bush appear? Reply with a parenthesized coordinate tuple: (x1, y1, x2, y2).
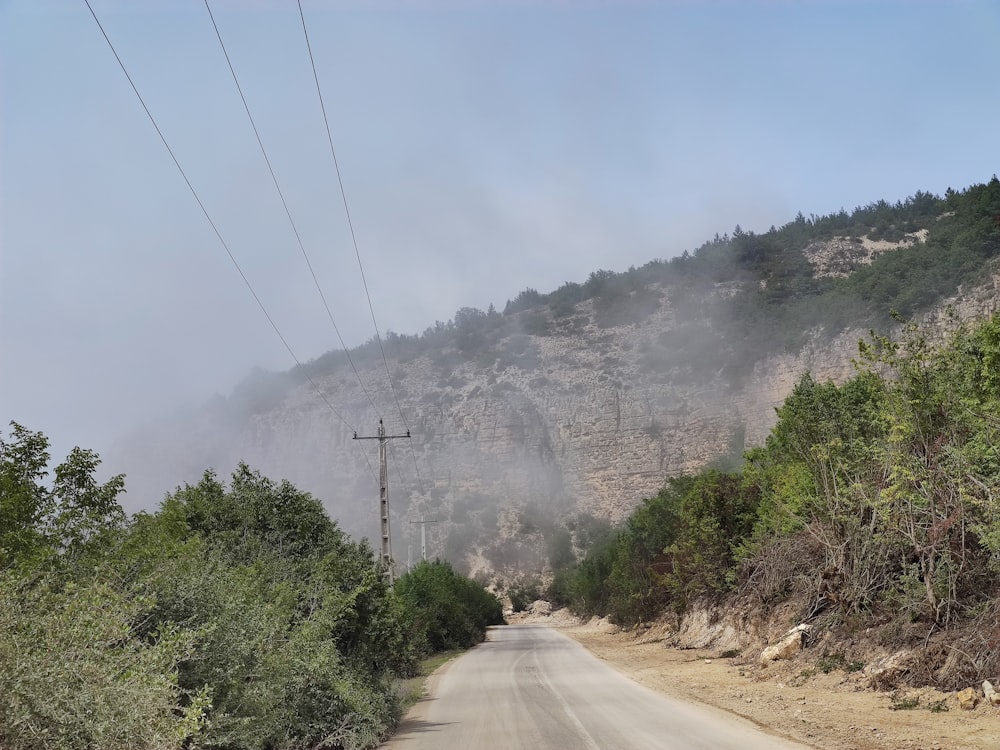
(0, 434, 421, 750)
(395, 560, 503, 653)
(0, 573, 202, 750)
(124, 467, 415, 749)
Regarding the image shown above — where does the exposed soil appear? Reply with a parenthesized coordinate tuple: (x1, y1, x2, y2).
(511, 609, 1000, 750)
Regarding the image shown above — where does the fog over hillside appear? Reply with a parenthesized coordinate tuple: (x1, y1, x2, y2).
(3, 2, 998, 493)
(109, 180, 1000, 575)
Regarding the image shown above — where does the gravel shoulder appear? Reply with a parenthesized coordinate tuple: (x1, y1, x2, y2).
(515, 611, 1000, 750)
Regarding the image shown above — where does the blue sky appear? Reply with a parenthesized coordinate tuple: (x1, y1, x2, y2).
(1, 0, 998, 467)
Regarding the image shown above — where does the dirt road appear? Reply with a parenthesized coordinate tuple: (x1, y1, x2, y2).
(381, 624, 808, 749)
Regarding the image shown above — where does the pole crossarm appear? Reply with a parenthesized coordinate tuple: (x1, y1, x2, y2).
(353, 431, 411, 441)
(353, 419, 411, 582)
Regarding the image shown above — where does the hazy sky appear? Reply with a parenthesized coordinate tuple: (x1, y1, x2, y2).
(2, 0, 998, 468)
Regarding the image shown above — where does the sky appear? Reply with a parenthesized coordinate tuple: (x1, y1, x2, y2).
(1, 0, 999, 471)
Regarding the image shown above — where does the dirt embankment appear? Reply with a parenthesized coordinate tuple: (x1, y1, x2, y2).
(510, 608, 1000, 750)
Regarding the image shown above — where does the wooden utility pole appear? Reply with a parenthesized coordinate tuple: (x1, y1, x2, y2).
(353, 419, 410, 582)
(409, 518, 442, 562)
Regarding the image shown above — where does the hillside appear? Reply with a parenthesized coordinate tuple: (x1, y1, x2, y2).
(110, 178, 1000, 578)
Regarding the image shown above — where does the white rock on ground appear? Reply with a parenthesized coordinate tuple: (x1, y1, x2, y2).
(530, 600, 552, 616)
(983, 680, 1000, 706)
(759, 624, 811, 666)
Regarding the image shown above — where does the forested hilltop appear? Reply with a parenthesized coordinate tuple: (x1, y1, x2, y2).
(308, 176, 1000, 379)
(0, 435, 502, 750)
(112, 177, 1000, 587)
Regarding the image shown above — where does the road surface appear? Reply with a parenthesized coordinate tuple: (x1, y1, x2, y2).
(382, 624, 810, 749)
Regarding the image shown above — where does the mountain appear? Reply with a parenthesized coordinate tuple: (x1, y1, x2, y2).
(110, 178, 1000, 577)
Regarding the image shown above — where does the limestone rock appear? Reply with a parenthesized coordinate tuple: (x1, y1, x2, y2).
(864, 650, 911, 690)
(589, 616, 620, 635)
(956, 688, 979, 710)
(983, 680, 1000, 707)
(760, 624, 811, 666)
(530, 599, 552, 616)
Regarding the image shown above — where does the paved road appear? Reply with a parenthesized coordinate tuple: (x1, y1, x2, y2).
(382, 624, 809, 749)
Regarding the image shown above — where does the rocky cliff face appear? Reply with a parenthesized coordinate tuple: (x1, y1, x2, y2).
(112, 235, 1000, 574)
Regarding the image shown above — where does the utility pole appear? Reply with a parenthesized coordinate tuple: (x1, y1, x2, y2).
(353, 419, 410, 582)
(409, 518, 442, 562)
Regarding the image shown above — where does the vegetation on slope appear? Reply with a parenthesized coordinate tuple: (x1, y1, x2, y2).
(0, 429, 502, 750)
(289, 178, 1000, 380)
(203, 178, 1000, 569)
(553, 313, 1000, 689)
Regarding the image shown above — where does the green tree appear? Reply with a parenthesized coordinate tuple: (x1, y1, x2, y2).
(862, 319, 1000, 624)
(395, 560, 503, 653)
(743, 370, 893, 614)
(0, 423, 52, 569)
(0, 423, 124, 570)
(662, 471, 759, 612)
(51, 446, 125, 559)
(604, 481, 683, 624)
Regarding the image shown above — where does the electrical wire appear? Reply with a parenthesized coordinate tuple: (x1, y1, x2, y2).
(202, 0, 382, 419)
(81, 0, 378, 486)
(297, 0, 428, 495)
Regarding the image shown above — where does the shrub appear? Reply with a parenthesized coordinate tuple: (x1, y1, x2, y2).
(395, 560, 503, 653)
(0, 573, 201, 750)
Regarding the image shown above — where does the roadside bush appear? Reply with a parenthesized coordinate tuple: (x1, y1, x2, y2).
(0, 434, 419, 750)
(556, 530, 618, 618)
(660, 472, 760, 612)
(0, 572, 201, 750)
(395, 560, 503, 653)
(115, 468, 414, 749)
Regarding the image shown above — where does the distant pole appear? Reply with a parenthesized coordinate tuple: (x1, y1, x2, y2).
(409, 518, 442, 561)
(354, 419, 411, 582)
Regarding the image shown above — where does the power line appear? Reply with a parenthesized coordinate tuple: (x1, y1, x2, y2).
(81, 0, 378, 486)
(387, 440, 416, 502)
(296, 0, 428, 496)
(202, 0, 382, 419)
